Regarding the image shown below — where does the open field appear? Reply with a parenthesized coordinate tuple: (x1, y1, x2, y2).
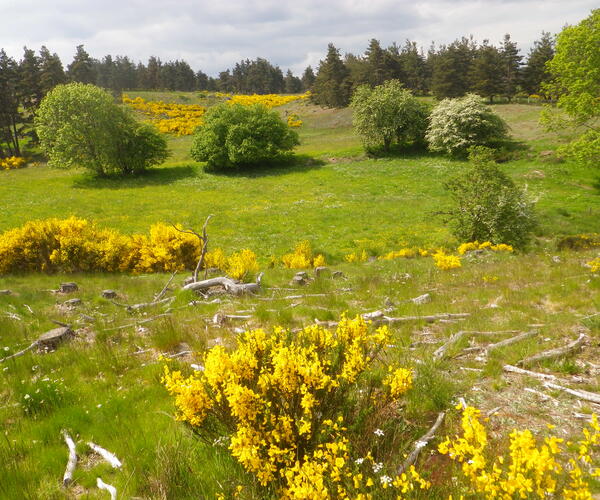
(1, 93, 599, 498)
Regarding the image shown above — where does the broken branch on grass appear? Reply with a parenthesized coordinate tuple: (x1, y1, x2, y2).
(96, 478, 117, 500)
(518, 332, 587, 367)
(433, 330, 520, 361)
(154, 271, 178, 301)
(1, 327, 74, 363)
(503, 364, 557, 381)
(103, 313, 171, 331)
(543, 381, 600, 405)
(317, 312, 471, 329)
(62, 430, 78, 487)
(182, 273, 263, 296)
(87, 442, 122, 469)
(397, 411, 445, 475)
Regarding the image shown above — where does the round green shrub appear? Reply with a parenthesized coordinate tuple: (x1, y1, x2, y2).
(426, 94, 508, 156)
(190, 103, 299, 169)
(35, 83, 169, 176)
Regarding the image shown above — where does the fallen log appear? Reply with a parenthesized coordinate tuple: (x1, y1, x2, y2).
(182, 273, 263, 296)
(96, 477, 117, 500)
(397, 411, 445, 475)
(154, 271, 178, 301)
(485, 330, 538, 354)
(103, 313, 171, 331)
(317, 313, 471, 329)
(503, 364, 557, 381)
(62, 431, 78, 487)
(543, 381, 600, 405)
(518, 333, 587, 367)
(88, 442, 122, 469)
(433, 330, 520, 361)
(0, 327, 74, 363)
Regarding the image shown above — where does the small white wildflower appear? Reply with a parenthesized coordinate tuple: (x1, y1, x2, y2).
(4, 346, 9, 351)
(372, 462, 383, 473)
(380, 475, 392, 486)
(23, 394, 30, 400)
(355, 458, 364, 465)
(97, 404, 102, 408)
(374, 428, 384, 437)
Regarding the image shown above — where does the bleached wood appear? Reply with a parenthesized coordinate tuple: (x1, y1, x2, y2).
(62, 431, 77, 487)
(397, 411, 445, 474)
(503, 364, 557, 381)
(543, 381, 600, 405)
(433, 330, 520, 360)
(96, 477, 117, 500)
(485, 330, 538, 353)
(518, 333, 587, 367)
(87, 441, 122, 469)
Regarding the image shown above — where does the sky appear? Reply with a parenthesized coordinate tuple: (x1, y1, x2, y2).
(0, 0, 596, 76)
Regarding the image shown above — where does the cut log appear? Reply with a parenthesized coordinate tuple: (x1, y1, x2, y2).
(314, 266, 330, 277)
(411, 293, 431, 305)
(543, 381, 600, 405)
(397, 411, 445, 475)
(37, 327, 74, 351)
(88, 442, 122, 469)
(101, 290, 117, 299)
(63, 298, 82, 307)
(518, 333, 587, 367)
(182, 274, 262, 296)
(96, 478, 117, 500)
(59, 282, 78, 293)
(62, 431, 77, 487)
(503, 364, 557, 381)
(0, 289, 12, 295)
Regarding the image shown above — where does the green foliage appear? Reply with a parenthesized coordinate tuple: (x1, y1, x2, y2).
(521, 32, 555, 95)
(35, 83, 169, 176)
(426, 94, 508, 156)
(443, 146, 537, 249)
(469, 42, 504, 103)
(541, 9, 599, 168)
(190, 102, 299, 169)
(350, 80, 429, 152)
(311, 43, 352, 108)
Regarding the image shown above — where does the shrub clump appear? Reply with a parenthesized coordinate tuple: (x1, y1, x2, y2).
(443, 147, 537, 249)
(281, 240, 326, 269)
(35, 83, 169, 176)
(426, 94, 508, 156)
(190, 103, 299, 169)
(162, 315, 429, 498)
(350, 80, 429, 152)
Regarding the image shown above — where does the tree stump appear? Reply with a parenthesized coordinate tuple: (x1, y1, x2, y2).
(37, 327, 74, 351)
(59, 282, 78, 293)
(101, 290, 117, 299)
(0, 290, 12, 295)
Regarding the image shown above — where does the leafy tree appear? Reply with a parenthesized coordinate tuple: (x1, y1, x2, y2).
(301, 66, 315, 91)
(444, 147, 537, 249)
(67, 45, 96, 84)
(521, 32, 554, 95)
(39, 46, 66, 94)
(0, 50, 21, 157)
(469, 41, 504, 103)
(312, 43, 352, 108)
(350, 80, 428, 152)
(426, 94, 508, 155)
(500, 34, 522, 101)
(190, 103, 299, 169)
(35, 83, 169, 176)
(542, 9, 599, 167)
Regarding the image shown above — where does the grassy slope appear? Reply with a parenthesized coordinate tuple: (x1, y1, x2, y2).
(0, 95, 599, 498)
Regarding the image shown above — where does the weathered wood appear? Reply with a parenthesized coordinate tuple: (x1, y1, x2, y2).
(101, 290, 117, 299)
(88, 442, 122, 469)
(96, 477, 117, 500)
(182, 274, 262, 296)
(62, 431, 77, 487)
(397, 411, 445, 475)
(503, 364, 557, 381)
(0, 289, 12, 295)
(154, 271, 178, 301)
(59, 282, 78, 293)
(543, 381, 600, 405)
(37, 327, 74, 351)
(518, 333, 587, 367)
(485, 330, 538, 354)
(171, 214, 213, 282)
(433, 330, 520, 361)
(318, 312, 471, 330)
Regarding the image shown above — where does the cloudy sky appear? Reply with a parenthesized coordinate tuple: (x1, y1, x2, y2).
(0, 0, 596, 76)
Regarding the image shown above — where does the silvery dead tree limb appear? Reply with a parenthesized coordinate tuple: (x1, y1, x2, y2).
(171, 214, 213, 282)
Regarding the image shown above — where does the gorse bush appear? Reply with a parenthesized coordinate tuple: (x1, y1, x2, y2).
(162, 315, 431, 498)
(281, 240, 326, 269)
(350, 80, 429, 152)
(190, 103, 299, 169)
(426, 94, 508, 156)
(35, 83, 169, 176)
(0, 156, 26, 170)
(0, 217, 258, 278)
(443, 147, 537, 249)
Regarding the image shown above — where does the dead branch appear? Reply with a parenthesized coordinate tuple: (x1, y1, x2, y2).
(397, 411, 445, 475)
(524, 387, 557, 402)
(433, 330, 520, 361)
(543, 381, 600, 405)
(87, 442, 122, 469)
(518, 333, 587, 367)
(171, 214, 213, 282)
(0, 341, 37, 363)
(1, 326, 74, 363)
(182, 273, 263, 296)
(317, 312, 471, 329)
(485, 330, 538, 354)
(503, 364, 557, 381)
(62, 430, 77, 487)
(96, 477, 117, 500)
(103, 313, 171, 331)
(154, 271, 178, 301)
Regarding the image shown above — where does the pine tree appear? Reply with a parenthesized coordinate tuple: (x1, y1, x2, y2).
(521, 32, 555, 95)
(0, 50, 21, 156)
(397, 40, 427, 94)
(18, 46, 43, 112)
(312, 43, 352, 108)
(431, 37, 476, 98)
(364, 38, 394, 86)
(301, 66, 315, 91)
(145, 56, 162, 89)
(67, 45, 96, 84)
(39, 46, 66, 95)
(469, 41, 504, 103)
(500, 34, 522, 101)
(284, 70, 302, 93)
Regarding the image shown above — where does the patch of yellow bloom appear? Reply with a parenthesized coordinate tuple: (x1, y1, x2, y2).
(228, 92, 309, 108)
(432, 250, 462, 270)
(439, 406, 599, 499)
(162, 315, 425, 498)
(457, 241, 514, 255)
(123, 95, 205, 135)
(0, 156, 26, 170)
(287, 113, 303, 127)
(588, 258, 600, 273)
(344, 249, 369, 263)
(282, 240, 326, 269)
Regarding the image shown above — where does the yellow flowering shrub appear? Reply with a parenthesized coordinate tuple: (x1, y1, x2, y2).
(0, 156, 26, 170)
(432, 250, 462, 270)
(228, 92, 309, 108)
(282, 240, 326, 269)
(226, 249, 259, 280)
(345, 249, 369, 263)
(162, 315, 426, 498)
(457, 241, 514, 255)
(587, 258, 600, 273)
(439, 406, 600, 499)
(287, 113, 303, 127)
